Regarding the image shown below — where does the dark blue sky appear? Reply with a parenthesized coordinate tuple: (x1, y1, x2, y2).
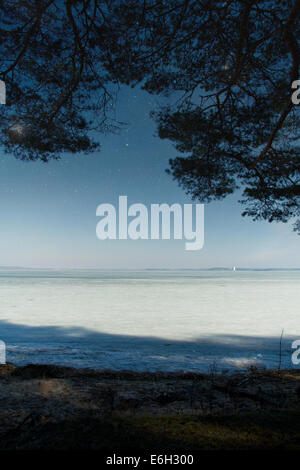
(1, 85, 299, 269)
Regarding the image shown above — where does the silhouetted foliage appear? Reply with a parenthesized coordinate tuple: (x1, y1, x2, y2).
(0, 1, 299, 230)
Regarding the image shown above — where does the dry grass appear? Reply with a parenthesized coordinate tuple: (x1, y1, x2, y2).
(0, 363, 300, 450)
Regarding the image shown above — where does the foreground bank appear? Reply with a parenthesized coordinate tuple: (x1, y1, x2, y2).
(0, 363, 299, 451)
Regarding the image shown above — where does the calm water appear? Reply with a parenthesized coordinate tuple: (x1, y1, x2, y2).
(0, 269, 299, 371)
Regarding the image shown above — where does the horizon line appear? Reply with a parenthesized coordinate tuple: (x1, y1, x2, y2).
(0, 266, 300, 272)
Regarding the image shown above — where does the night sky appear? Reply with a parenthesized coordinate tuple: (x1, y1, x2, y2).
(1, 85, 299, 269)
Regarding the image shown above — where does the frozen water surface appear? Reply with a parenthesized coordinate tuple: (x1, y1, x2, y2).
(0, 270, 299, 372)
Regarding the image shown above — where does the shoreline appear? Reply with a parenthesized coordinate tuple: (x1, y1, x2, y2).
(0, 362, 300, 450)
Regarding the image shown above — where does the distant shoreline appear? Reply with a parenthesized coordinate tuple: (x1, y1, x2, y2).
(0, 266, 300, 271)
